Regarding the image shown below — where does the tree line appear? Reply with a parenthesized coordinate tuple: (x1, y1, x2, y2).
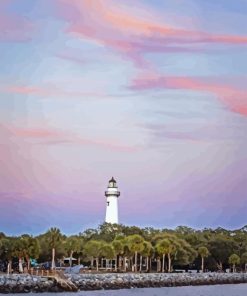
(1, 223, 247, 273)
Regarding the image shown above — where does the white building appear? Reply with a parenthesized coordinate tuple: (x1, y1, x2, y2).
(105, 177, 120, 224)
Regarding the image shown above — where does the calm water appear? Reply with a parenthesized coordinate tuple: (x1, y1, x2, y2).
(16, 284, 247, 296)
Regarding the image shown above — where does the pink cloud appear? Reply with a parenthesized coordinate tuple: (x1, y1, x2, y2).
(1, 84, 107, 99)
(12, 127, 62, 139)
(7, 125, 139, 153)
(131, 73, 247, 117)
(52, 1, 247, 117)
(75, 137, 139, 153)
(55, 0, 247, 68)
(5, 85, 49, 95)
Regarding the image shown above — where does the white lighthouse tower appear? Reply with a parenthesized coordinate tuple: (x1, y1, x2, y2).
(105, 177, 120, 224)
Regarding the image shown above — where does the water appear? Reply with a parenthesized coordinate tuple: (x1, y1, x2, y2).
(16, 284, 247, 296)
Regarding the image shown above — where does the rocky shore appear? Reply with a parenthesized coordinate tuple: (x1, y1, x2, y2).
(0, 274, 59, 293)
(1, 272, 247, 293)
(67, 273, 247, 291)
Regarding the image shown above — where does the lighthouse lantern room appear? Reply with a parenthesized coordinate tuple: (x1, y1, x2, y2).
(105, 177, 120, 224)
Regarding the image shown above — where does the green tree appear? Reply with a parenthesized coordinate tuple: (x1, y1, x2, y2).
(122, 226, 144, 237)
(154, 233, 196, 272)
(73, 236, 85, 265)
(198, 246, 209, 272)
(241, 252, 247, 271)
(127, 234, 144, 272)
(100, 243, 115, 270)
(112, 239, 124, 271)
(97, 223, 123, 242)
(64, 236, 81, 267)
(156, 234, 179, 272)
(208, 235, 236, 271)
(0, 238, 14, 274)
(79, 228, 98, 242)
(175, 238, 197, 267)
(142, 227, 162, 242)
(156, 239, 170, 272)
(22, 235, 40, 270)
(229, 254, 240, 272)
(121, 237, 132, 272)
(100, 243, 115, 259)
(84, 240, 104, 271)
(13, 238, 26, 273)
(46, 228, 63, 269)
(141, 241, 153, 272)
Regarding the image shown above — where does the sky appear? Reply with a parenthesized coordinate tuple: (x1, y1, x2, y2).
(0, 0, 247, 235)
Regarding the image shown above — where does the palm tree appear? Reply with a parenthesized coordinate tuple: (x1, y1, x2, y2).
(112, 239, 124, 271)
(198, 246, 209, 272)
(121, 238, 132, 272)
(156, 239, 170, 272)
(152, 233, 181, 272)
(229, 254, 240, 273)
(241, 252, 247, 272)
(20, 235, 40, 270)
(0, 238, 14, 274)
(100, 243, 115, 270)
(162, 235, 179, 272)
(64, 236, 81, 267)
(84, 240, 104, 271)
(13, 238, 25, 273)
(141, 241, 153, 272)
(46, 228, 63, 270)
(76, 237, 85, 265)
(127, 234, 144, 272)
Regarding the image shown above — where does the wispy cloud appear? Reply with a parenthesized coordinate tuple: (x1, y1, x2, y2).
(1, 83, 134, 100)
(7, 125, 139, 153)
(12, 127, 62, 139)
(131, 73, 247, 117)
(55, 0, 247, 68)
(3, 85, 49, 96)
(1, 84, 107, 99)
(139, 120, 247, 144)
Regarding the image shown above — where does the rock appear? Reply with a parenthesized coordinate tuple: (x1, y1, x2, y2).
(1, 272, 247, 293)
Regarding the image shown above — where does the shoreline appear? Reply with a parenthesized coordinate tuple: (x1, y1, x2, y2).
(1, 273, 247, 293)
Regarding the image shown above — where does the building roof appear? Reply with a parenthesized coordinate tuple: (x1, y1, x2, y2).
(63, 257, 77, 261)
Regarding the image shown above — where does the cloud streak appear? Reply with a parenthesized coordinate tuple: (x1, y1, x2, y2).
(1, 84, 108, 99)
(7, 125, 139, 153)
(53, 0, 247, 118)
(55, 0, 247, 68)
(131, 73, 247, 117)
(12, 127, 62, 139)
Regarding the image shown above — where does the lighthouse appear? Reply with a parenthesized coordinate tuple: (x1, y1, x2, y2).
(105, 177, 120, 224)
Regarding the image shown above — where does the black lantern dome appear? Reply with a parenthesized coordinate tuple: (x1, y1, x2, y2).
(108, 177, 117, 188)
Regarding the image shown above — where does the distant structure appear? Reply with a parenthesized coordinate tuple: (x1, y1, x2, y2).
(105, 177, 120, 224)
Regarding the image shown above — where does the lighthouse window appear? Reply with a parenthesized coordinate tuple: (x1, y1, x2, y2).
(107, 202, 110, 206)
